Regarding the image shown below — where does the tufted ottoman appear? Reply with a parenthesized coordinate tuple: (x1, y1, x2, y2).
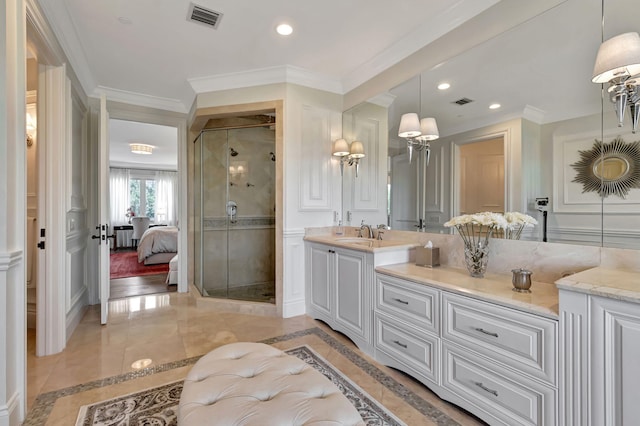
(178, 342, 365, 425)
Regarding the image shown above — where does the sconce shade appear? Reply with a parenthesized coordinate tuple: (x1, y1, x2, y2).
(349, 141, 365, 158)
(592, 32, 640, 83)
(398, 113, 421, 138)
(419, 117, 439, 141)
(332, 138, 350, 156)
(130, 143, 153, 155)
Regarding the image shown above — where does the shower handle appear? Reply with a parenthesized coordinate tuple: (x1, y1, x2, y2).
(226, 201, 238, 224)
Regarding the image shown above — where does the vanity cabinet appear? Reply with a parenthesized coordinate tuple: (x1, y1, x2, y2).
(440, 293, 557, 426)
(374, 271, 558, 426)
(306, 242, 370, 352)
(559, 287, 640, 426)
(374, 274, 440, 386)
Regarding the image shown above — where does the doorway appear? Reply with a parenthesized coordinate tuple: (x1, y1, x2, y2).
(108, 119, 179, 300)
(458, 137, 505, 214)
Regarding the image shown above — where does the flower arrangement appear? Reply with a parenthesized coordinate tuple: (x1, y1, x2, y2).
(444, 212, 508, 278)
(444, 212, 508, 246)
(125, 207, 136, 224)
(502, 212, 538, 240)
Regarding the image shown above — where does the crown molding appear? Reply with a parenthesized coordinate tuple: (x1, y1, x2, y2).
(367, 92, 397, 108)
(522, 105, 547, 124)
(91, 86, 189, 114)
(188, 65, 343, 95)
(29, 0, 95, 96)
(341, 0, 500, 93)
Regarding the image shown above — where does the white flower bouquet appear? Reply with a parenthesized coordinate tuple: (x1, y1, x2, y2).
(444, 212, 508, 247)
(502, 212, 538, 240)
(444, 212, 508, 278)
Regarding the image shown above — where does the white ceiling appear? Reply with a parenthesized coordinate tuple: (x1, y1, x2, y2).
(388, 0, 637, 141)
(35, 0, 636, 142)
(37, 0, 498, 112)
(109, 119, 178, 170)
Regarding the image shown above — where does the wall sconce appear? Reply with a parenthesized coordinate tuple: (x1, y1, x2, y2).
(130, 143, 154, 155)
(26, 112, 36, 148)
(398, 113, 439, 164)
(592, 32, 640, 133)
(332, 138, 365, 177)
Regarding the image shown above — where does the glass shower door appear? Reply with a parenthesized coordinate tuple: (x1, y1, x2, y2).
(194, 126, 275, 303)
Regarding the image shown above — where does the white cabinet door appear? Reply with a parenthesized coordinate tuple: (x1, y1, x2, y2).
(334, 247, 367, 345)
(306, 243, 333, 323)
(591, 296, 640, 426)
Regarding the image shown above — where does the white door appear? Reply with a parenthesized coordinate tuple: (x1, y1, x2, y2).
(390, 153, 419, 230)
(98, 94, 111, 324)
(35, 92, 47, 355)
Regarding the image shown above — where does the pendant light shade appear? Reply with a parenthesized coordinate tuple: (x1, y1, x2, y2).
(349, 141, 365, 158)
(418, 117, 439, 141)
(332, 138, 350, 156)
(398, 113, 421, 138)
(592, 32, 640, 83)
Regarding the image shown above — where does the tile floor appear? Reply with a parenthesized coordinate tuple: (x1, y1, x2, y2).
(26, 291, 485, 425)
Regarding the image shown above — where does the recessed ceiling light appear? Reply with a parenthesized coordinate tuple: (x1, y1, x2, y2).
(489, 103, 501, 109)
(276, 24, 293, 36)
(437, 83, 450, 90)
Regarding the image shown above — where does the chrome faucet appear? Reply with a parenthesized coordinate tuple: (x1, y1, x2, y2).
(359, 220, 373, 239)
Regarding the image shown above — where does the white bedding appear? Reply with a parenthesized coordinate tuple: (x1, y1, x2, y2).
(137, 226, 178, 263)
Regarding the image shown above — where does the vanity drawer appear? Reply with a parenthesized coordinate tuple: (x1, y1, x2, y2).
(375, 274, 439, 334)
(374, 312, 439, 385)
(442, 342, 556, 426)
(442, 293, 557, 385)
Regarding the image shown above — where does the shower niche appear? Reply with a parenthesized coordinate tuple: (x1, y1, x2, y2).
(194, 121, 276, 303)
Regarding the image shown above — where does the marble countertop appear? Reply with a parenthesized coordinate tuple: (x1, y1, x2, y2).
(376, 263, 559, 319)
(555, 267, 640, 304)
(303, 235, 420, 253)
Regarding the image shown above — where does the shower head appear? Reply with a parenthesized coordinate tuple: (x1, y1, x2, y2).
(230, 148, 238, 157)
(269, 152, 275, 162)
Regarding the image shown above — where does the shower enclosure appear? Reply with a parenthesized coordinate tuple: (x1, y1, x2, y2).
(194, 126, 276, 303)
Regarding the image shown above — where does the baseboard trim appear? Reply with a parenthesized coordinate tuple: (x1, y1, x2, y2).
(0, 390, 22, 426)
(283, 299, 306, 318)
(66, 287, 89, 341)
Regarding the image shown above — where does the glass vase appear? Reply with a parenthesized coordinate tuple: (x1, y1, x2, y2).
(464, 240, 490, 278)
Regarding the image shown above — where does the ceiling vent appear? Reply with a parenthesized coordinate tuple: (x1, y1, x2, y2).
(188, 3, 223, 29)
(453, 97, 474, 106)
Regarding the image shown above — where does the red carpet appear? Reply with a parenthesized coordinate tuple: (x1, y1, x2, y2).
(110, 251, 169, 279)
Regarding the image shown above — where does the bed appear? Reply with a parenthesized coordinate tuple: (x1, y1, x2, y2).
(137, 226, 178, 265)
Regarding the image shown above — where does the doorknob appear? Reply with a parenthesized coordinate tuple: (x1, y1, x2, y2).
(226, 201, 238, 224)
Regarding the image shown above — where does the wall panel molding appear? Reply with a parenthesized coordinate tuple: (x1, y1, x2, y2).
(298, 105, 334, 211)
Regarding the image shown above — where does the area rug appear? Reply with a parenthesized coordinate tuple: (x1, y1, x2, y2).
(75, 345, 406, 426)
(110, 251, 169, 279)
(25, 327, 463, 426)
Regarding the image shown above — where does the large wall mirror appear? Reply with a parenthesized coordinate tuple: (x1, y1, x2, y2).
(344, 0, 640, 250)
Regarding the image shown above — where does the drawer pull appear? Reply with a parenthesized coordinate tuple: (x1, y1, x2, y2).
(474, 327, 499, 338)
(393, 340, 408, 349)
(392, 298, 409, 305)
(474, 381, 498, 397)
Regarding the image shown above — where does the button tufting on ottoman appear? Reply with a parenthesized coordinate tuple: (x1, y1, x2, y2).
(179, 342, 365, 425)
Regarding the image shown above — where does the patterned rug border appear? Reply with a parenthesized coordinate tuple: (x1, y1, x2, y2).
(75, 345, 407, 426)
(24, 326, 461, 426)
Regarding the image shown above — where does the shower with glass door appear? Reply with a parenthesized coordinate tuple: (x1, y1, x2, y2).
(194, 125, 276, 303)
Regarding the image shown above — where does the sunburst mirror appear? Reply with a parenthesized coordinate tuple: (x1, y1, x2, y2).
(571, 137, 640, 198)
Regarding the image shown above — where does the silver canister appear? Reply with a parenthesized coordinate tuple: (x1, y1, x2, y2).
(511, 268, 533, 293)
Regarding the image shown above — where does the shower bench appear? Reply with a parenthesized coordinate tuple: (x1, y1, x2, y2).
(178, 342, 364, 425)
